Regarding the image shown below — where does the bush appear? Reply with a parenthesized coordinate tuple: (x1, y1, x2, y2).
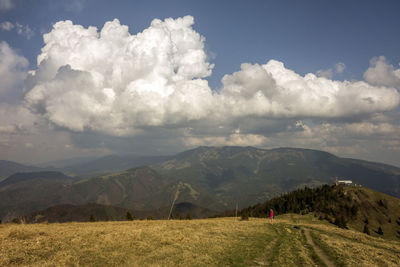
(185, 213, 192, 220)
(89, 214, 95, 222)
(334, 216, 347, 229)
(240, 211, 249, 221)
(377, 226, 383, 235)
(363, 224, 370, 235)
(126, 211, 133, 221)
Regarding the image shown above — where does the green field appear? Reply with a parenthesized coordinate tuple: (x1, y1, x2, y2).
(1, 215, 399, 266)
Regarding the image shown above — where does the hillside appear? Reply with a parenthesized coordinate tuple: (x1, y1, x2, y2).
(0, 171, 77, 222)
(241, 184, 400, 240)
(0, 160, 43, 182)
(23, 201, 216, 223)
(152, 146, 400, 209)
(1, 146, 400, 222)
(1, 216, 399, 266)
(23, 203, 132, 223)
(61, 154, 171, 177)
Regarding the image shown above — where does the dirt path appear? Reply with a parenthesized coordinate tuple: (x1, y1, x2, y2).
(303, 228, 337, 267)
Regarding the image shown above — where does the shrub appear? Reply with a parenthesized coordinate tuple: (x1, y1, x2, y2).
(363, 224, 370, 235)
(185, 213, 192, 220)
(89, 214, 95, 222)
(126, 211, 133, 221)
(377, 226, 383, 235)
(240, 211, 249, 221)
(350, 205, 358, 216)
(334, 216, 347, 229)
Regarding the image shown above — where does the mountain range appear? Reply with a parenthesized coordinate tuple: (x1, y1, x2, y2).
(1, 146, 399, 222)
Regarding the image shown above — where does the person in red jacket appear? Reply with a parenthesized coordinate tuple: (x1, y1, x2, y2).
(269, 209, 274, 223)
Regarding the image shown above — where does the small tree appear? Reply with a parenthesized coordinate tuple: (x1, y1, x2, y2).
(377, 226, 383, 235)
(126, 211, 133, 221)
(241, 211, 249, 221)
(363, 224, 370, 235)
(89, 214, 95, 222)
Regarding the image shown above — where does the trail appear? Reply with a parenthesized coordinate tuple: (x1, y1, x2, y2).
(303, 228, 337, 267)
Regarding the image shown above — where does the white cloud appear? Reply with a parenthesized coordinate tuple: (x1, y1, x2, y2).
(0, 0, 13, 11)
(364, 56, 400, 89)
(25, 16, 215, 135)
(335, 62, 345, 73)
(316, 68, 333, 79)
(0, 21, 34, 39)
(15, 22, 34, 39)
(0, 41, 29, 100)
(24, 17, 400, 138)
(316, 62, 345, 79)
(0, 21, 14, 30)
(220, 60, 399, 119)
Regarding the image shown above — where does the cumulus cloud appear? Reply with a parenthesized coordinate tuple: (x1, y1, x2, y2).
(220, 60, 399, 118)
(24, 16, 400, 137)
(25, 16, 215, 135)
(0, 41, 29, 101)
(364, 56, 400, 89)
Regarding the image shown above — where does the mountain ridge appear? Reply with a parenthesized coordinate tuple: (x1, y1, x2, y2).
(1, 146, 400, 222)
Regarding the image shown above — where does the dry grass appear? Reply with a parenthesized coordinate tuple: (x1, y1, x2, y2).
(1, 215, 399, 266)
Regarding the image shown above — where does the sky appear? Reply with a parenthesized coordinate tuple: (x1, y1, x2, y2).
(1, 0, 400, 166)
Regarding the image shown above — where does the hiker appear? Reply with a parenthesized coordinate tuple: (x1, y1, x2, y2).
(269, 209, 274, 223)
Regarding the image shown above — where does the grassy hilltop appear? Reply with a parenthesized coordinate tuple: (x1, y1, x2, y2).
(1, 215, 399, 266)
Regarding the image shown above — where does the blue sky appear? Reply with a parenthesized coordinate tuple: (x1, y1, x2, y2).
(1, 0, 400, 166)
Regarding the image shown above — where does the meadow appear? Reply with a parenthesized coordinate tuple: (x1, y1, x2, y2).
(1, 215, 399, 266)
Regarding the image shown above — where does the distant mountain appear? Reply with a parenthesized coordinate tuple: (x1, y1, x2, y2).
(152, 146, 400, 210)
(61, 154, 171, 177)
(0, 171, 77, 221)
(68, 166, 177, 211)
(0, 160, 43, 182)
(1, 146, 400, 223)
(0, 171, 73, 186)
(240, 184, 400, 240)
